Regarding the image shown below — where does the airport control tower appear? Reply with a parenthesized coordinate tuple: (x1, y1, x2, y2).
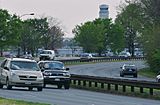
(99, 4, 109, 19)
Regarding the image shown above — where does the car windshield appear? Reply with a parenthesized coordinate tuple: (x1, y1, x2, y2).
(40, 51, 51, 54)
(10, 61, 39, 71)
(44, 62, 64, 70)
(125, 65, 135, 69)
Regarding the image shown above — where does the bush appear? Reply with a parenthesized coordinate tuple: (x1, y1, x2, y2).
(147, 49, 160, 73)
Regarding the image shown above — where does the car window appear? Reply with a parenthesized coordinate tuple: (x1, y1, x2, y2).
(10, 61, 39, 71)
(0, 59, 7, 68)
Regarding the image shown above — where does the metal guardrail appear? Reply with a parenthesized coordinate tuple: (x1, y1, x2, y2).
(58, 57, 145, 64)
(71, 74, 160, 95)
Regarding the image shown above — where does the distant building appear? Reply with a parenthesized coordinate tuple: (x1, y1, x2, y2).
(99, 4, 109, 19)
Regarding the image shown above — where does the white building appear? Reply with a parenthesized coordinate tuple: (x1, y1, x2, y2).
(99, 4, 109, 19)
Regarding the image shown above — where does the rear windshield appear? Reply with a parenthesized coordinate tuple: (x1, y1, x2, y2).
(124, 65, 135, 69)
(10, 61, 39, 71)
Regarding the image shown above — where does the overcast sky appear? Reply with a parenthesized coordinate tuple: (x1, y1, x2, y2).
(0, 0, 124, 37)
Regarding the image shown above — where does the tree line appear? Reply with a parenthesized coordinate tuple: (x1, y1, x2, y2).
(0, 9, 64, 57)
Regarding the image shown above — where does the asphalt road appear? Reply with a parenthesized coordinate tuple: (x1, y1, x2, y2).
(0, 59, 158, 105)
(68, 60, 155, 81)
(0, 85, 160, 105)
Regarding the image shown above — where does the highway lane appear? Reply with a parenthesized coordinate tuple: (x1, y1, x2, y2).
(68, 60, 155, 81)
(0, 85, 160, 105)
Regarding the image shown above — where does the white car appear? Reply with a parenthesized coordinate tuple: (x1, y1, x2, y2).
(118, 52, 131, 58)
(156, 74, 160, 82)
(0, 58, 44, 91)
(39, 50, 55, 60)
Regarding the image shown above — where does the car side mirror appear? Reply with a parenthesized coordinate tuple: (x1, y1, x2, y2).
(66, 68, 69, 71)
(41, 69, 45, 72)
(4, 67, 9, 71)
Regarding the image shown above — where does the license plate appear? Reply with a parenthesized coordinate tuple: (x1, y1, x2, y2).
(129, 70, 132, 71)
(55, 78, 60, 81)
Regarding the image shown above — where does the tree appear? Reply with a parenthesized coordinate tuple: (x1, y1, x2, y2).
(47, 17, 64, 50)
(115, 1, 143, 57)
(20, 18, 49, 56)
(73, 21, 105, 55)
(116, 0, 160, 72)
(73, 18, 124, 55)
(0, 9, 22, 56)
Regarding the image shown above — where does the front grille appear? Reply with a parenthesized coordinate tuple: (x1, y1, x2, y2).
(19, 75, 37, 81)
(51, 74, 63, 76)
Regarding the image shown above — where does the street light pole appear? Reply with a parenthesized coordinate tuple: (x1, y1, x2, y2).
(17, 13, 34, 58)
(20, 13, 34, 18)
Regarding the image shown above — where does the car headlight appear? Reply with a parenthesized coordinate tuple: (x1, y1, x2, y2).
(10, 71, 17, 77)
(43, 72, 50, 76)
(63, 72, 70, 77)
(38, 74, 43, 78)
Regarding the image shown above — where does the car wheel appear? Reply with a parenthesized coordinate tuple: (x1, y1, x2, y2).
(28, 87, 33, 91)
(6, 79, 12, 90)
(64, 83, 70, 89)
(134, 74, 137, 78)
(120, 72, 124, 77)
(37, 87, 43, 91)
(57, 85, 62, 89)
(0, 84, 3, 88)
(43, 83, 46, 88)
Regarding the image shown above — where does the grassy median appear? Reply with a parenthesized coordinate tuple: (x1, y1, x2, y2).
(138, 68, 157, 78)
(0, 97, 50, 105)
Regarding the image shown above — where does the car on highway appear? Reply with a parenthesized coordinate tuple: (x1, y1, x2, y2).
(80, 53, 93, 61)
(0, 58, 44, 91)
(38, 60, 70, 89)
(39, 50, 55, 60)
(120, 64, 138, 77)
(156, 73, 160, 82)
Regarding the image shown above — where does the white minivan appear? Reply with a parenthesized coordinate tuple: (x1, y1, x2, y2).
(0, 58, 44, 91)
(39, 50, 55, 60)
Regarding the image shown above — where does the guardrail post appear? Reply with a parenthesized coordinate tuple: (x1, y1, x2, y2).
(123, 85, 126, 92)
(131, 86, 134, 92)
(95, 82, 98, 87)
(89, 81, 92, 87)
(140, 87, 143, 93)
(73, 80, 76, 85)
(101, 83, 104, 88)
(78, 80, 81, 85)
(108, 84, 111, 90)
(83, 81, 86, 86)
(115, 84, 118, 91)
(150, 88, 153, 95)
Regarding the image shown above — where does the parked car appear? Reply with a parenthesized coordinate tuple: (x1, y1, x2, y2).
(39, 50, 55, 61)
(0, 58, 44, 91)
(118, 52, 131, 58)
(38, 60, 70, 89)
(120, 64, 138, 77)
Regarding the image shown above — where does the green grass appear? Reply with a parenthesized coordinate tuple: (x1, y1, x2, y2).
(0, 57, 5, 60)
(138, 68, 157, 78)
(0, 97, 50, 105)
